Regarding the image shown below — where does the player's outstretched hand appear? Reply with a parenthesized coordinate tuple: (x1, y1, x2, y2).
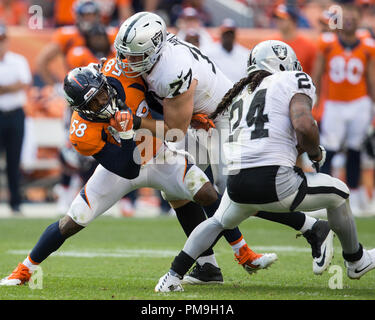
(109, 109, 135, 140)
(190, 113, 216, 131)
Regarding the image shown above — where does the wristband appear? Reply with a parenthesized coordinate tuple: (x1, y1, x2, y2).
(119, 130, 135, 140)
(308, 148, 321, 161)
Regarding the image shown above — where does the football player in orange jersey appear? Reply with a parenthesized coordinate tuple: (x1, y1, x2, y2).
(66, 23, 115, 71)
(55, 23, 117, 215)
(312, 2, 375, 216)
(36, 0, 117, 86)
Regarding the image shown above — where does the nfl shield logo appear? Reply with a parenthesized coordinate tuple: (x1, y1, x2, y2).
(272, 45, 288, 60)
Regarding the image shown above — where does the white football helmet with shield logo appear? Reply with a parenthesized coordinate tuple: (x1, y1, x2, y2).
(247, 40, 302, 75)
(114, 12, 167, 77)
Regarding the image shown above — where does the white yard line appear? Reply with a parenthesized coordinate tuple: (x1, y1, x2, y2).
(6, 246, 315, 259)
(7, 249, 178, 258)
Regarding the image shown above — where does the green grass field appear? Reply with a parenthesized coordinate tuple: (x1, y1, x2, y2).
(0, 215, 375, 300)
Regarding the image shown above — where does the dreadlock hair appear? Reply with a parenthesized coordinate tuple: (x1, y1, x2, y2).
(210, 70, 272, 120)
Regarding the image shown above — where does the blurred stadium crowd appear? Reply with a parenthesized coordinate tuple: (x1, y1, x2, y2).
(0, 0, 375, 218)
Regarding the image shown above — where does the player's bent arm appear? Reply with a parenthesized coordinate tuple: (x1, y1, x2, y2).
(36, 43, 62, 85)
(290, 93, 322, 161)
(0, 81, 29, 94)
(93, 140, 141, 179)
(311, 52, 325, 106)
(162, 80, 197, 141)
(137, 117, 170, 140)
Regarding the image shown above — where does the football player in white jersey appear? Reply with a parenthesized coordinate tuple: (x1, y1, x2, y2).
(114, 12, 338, 283)
(155, 40, 375, 292)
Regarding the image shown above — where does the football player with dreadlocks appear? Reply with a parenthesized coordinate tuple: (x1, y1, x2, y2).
(155, 40, 375, 292)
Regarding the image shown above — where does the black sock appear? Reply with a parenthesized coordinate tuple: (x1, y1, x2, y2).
(171, 250, 196, 278)
(346, 149, 361, 189)
(256, 211, 306, 231)
(343, 243, 363, 262)
(174, 201, 214, 257)
(29, 221, 67, 263)
(203, 193, 221, 218)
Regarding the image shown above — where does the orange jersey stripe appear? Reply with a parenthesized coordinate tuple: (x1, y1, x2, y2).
(27, 255, 40, 265)
(230, 235, 244, 246)
(84, 185, 91, 209)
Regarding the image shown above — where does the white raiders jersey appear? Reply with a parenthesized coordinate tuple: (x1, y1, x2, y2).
(142, 33, 233, 115)
(224, 71, 316, 172)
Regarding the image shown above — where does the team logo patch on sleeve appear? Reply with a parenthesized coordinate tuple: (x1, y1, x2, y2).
(272, 45, 288, 60)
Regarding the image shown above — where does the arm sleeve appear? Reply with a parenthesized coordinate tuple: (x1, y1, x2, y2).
(93, 139, 141, 179)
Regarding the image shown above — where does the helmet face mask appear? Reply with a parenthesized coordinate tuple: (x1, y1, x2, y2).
(82, 84, 117, 120)
(247, 40, 302, 75)
(64, 67, 118, 121)
(116, 51, 153, 78)
(114, 12, 167, 77)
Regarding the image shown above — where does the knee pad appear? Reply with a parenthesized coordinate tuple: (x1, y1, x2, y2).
(67, 195, 95, 227)
(184, 166, 210, 198)
(220, 216, 238, 230)
(330, 177, 350, 209)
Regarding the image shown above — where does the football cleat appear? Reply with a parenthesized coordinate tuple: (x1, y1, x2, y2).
(301, 220, 334, 275)
(182, 263, 223, 285)
(155, 271, 184, 292)
(235, 244, 278, 275)
(346, 248, 375, 280)
(0, 263, 32, 286)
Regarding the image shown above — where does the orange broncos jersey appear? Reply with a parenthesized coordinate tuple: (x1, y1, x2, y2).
(101, 58, 162, 159)
(318, 32, 375, 102)
(52, 25, 117, 55)
(66, 46, 116, 70)
(70, 111, 120, 157)
(70, 58, 161, 159)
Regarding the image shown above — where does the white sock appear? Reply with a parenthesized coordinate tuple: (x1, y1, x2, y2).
(299, 216, 317, 234)
(196, 254, 219, 268)
(231, 238, 246, 255)
(22, 256, 38, 272)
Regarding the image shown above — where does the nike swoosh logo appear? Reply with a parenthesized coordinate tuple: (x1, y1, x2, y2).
(354, 263, 372, 274)
(316, 247, 326, 267)
(177, 71, 183, 78)
(72, 143, 78, 146)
